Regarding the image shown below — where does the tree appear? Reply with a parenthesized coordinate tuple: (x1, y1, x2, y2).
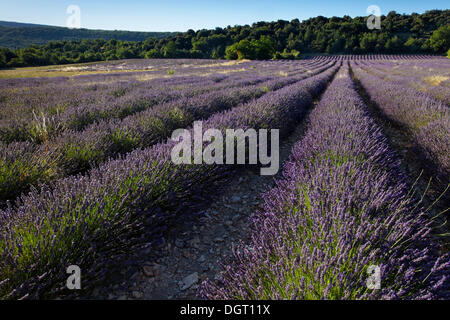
(20, 49, 40, 65)
(404, 37, 421, 52)
(227, 39, 253, 59)
(1, 10, 449, 67)
(274, 49, 300, 59)
(225, 44, 238, 59)
(163, 41, 178, 58)
(224, 36, 275, 60)
(211, 47, 223, 59)
(252, 36, 276, 59)
(0, 52, 6, 68)
(385, 36, 403, 53)
(192, 39, 209, 53)
(328, 37, 345, 53)
(117, 47, 135, 59)
(360, 33, 377, 52)
(430, 25, 450, 53)
(145, 48, 161, 58)
(0, 48, 15, 68)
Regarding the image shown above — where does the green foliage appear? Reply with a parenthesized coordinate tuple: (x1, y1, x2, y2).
(385, 35, 403, 53)
(116, 47, 136, 59)
(430, 25, 450, 52)
(163, 41, 178, 58)
(226, 39, 252, 60)
(0, 10, 448, 68)
(225, 45, 238, 60)
(253, 36, 277, 59)
(60, 141, 106, 175)
(145, 48, 162, 58)
(274, 49, 300, 59)
(404, 37, 422, 52)
(360, 33, 378, 52)
(225, 36, 276, 60)
(109, 129, 141, 154)
(0, 154, 57, 204)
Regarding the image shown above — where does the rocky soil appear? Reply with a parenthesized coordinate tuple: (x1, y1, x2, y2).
(87, 69, 448, 300)
(90, 104, 316, 300)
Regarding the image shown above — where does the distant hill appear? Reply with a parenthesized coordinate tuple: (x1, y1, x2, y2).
(0, 21, 50, 28)
(0, 21, 176, 48)
(1, 10, 449, 68)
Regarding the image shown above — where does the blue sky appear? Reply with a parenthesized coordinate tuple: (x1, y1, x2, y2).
(0, 0, 448, 32)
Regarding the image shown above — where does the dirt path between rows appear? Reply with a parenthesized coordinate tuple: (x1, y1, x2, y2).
(84, 64, 449, 300)
(92, 114, 314, 299)
(87, 88, 333, 300)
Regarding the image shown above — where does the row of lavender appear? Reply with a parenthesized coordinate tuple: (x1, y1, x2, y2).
(202, 66, 449, 300)
(0, 58, 254, 89)
(0, 59, 320, 94)
(0, 62, 333, 205)
(310, 55, 446, 61)
(0, 60, 316, 142)
(0, 59, 316, 91)
(0, 75, 278, 202)
(45, 59, 236, 73)
(0, 59, 328, 143)
(0, 64, 338, 299)
(3, 72, 274, 139)
(355, 60, 450, 105)
(351, 63, 449, 179)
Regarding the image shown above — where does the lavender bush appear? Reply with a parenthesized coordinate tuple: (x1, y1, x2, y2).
(351, 63, 449, 179)
(355, 60, 450, 105)
(201, 66, 449, 300)
(0, 64, 337, 299)
(0, 62, 335, 204)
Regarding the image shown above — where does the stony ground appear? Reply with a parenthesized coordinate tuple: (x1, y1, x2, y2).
(90, 71, 448, 300)
(90, 105, 315, 300)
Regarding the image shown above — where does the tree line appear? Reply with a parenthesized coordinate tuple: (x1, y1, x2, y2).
(0, 23, 175, 49)
(1, 10, 449, 68)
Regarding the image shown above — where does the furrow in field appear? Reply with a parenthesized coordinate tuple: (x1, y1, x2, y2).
(354, 60, 450, 105)
(0, 62, 334, 205)
(202, 65, 449, 300)
(349, 63, 450, 249)
(0, 63, 338, 299)
(0, 66, 276, 142)
(0, 61, 330, 144)
(88, 65, 339, 300)
(351, 63, 449, 180)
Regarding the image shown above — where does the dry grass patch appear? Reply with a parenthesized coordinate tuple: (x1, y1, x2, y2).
(423, 75, 449, 86)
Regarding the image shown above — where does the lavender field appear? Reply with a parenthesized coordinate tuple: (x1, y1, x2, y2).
(0, 56, 448, 300)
